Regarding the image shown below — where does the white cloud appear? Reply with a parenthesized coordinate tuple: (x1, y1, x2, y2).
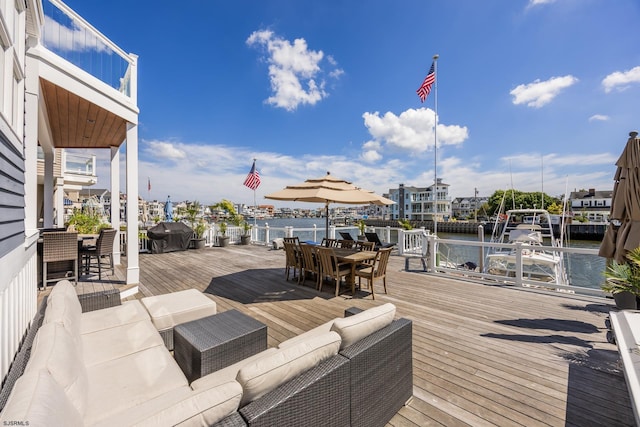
(361, 108, 468, 159)
(510, 75, 578, 108)
(247, 30, 343, 111)
(602, 65, 640, 93)
(146, 141, 187, 160)
(43, 16, 110, 53)
(528, 0, 556, 6)
(589, 114, 609, 122)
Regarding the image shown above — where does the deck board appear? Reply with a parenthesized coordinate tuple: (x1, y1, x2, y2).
(63, 244, 634, 426)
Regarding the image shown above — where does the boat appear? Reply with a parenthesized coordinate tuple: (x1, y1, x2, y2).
(484, 209, 567, 285)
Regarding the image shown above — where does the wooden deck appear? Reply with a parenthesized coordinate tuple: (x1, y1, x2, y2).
(71, 245, 634, 426)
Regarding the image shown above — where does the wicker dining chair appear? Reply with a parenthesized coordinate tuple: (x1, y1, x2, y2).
(316, 246, 351, 296)
(355, 247, 392, 300)
(299, 243, 320, 288)
(81, 228, 117, 280)
(282, 240, 302, 282)
(41, 231, 78, 290)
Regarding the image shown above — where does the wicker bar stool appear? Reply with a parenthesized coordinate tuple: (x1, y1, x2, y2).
(41, 231, 78, 290)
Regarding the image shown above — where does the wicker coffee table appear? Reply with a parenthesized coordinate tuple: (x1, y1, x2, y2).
(174, 309, 267, 382)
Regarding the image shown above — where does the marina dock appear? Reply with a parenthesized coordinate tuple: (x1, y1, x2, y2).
(69, 245, 632, 426)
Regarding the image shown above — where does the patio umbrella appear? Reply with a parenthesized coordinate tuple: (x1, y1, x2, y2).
(265, 172, 394, 235)
(599, 131, 640, 263)
(164, 196, 173, 222)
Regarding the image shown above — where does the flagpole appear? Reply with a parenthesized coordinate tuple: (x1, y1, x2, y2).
(433, 54, 439, 236)
(253, 159, 257, 229)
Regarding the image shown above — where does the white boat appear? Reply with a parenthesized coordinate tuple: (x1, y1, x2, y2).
(484, 209, 567, 285)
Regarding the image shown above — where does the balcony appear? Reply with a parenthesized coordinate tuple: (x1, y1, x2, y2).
(63, 151, 97, 187)
(41, 0, 133, 97)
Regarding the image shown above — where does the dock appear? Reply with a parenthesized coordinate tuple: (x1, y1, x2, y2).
(68, 245, 632, 426)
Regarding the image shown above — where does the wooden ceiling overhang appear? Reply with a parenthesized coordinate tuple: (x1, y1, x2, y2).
(40, 78, 128, 149)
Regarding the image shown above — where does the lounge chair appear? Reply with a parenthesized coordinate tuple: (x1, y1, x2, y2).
(339, 231, 355, 241)
(365, 232, 395, 249)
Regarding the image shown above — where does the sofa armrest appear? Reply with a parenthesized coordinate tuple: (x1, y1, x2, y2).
(78, 288, 121, 313)
(0, 297, 48, 412)
(239, 354, 350, 427)
(339, 318, 413, 427)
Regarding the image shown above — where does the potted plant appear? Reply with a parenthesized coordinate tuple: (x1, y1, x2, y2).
(218, 221, 229, 247)
(240, 221, 252, 245)
(602, 247, 640, 310)
(357, 220, 366, 240)
(192, 220, 207, 249)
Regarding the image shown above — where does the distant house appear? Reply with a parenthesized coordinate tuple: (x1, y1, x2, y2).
(451, 195, 489, 220)
(568, 188, 612, 223)
(386, 179, 451, 221)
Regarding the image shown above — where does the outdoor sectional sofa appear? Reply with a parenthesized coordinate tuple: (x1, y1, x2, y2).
(0, 281, 413, 426)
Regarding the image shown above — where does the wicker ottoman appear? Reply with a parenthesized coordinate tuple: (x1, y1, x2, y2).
(140, 289, 217, 350)
(174, 310, 268, 382)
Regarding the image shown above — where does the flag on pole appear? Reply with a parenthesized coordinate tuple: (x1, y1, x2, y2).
(243, 160, 261, 190)
(416, 61, 436, 102)
(147, 177, 151, 192)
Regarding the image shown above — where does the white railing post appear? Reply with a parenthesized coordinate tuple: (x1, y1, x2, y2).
(329, 225, 336, 239)
(265, 223, 270, 244)
(398, 229, 406, 255)
(428, 235, 437, 271)
(515, 242, 523, 287)
(312, 224, 317, 242)
(385, 226, 391, 244)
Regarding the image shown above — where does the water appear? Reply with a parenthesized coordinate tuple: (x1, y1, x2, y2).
(251, 218, 605, 290)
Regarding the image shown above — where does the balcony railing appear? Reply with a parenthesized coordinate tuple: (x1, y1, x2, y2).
(41, 0, 135, 97)
(63, 152, 95, 176)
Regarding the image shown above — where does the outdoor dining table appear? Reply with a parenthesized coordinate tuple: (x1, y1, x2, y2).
(333, 248, 377, 295)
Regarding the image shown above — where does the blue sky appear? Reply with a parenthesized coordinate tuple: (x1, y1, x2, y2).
(64, 0, 640, 207)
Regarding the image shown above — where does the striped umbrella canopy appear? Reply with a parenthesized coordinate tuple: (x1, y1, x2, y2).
(599, 131, 640, 262)
(265, 172, 394, 234)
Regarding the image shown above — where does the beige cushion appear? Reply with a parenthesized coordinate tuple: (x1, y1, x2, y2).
(0, 370, 83, 427)
(24, 322, 88, 415)
(278, 320, 334, 349)
(237, 331, 341, 406)
(80, 300, 150, 334)
(192, 348, 278, 391)
(92, 381, 243, 427)
(81, 319, 165, 366)
(141, 289, 217, 331)
(330, 303, 396, 349)
(49, 279, 81, 307)
(43, 283, 83, 346)
(83, 346, 189, 425)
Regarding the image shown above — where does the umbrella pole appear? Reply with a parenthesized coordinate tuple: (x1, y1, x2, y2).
(325, 203, 329, 239)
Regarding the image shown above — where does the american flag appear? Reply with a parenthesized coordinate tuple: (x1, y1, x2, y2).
(416, 61, 436, 102)
(243, 160, 261, 190)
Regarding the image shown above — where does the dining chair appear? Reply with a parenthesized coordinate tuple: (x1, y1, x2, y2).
(316, 246, 352, 296)
(337, 239, 356, 249)
(321, 238, 338, 248)
(356, 241, 376, 251)
(81, 228, 117, 280)
(299, 243, 320, 288)
(41, 231, 78, 290)
(282, 241, 301, 281)
(355, 247, 392, 300)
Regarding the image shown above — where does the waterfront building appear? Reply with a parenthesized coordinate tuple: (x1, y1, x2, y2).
(568, 188, 612, 223)
(451, 195, 489, 220)
(1, 0, 140, 382)
(385, 179, 452, 221)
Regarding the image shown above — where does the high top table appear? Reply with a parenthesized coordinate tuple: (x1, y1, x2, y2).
(173, 309, 267, 382)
